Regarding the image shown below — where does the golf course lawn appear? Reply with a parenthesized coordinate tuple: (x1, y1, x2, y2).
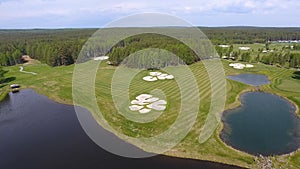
(1, 60, 300, 168)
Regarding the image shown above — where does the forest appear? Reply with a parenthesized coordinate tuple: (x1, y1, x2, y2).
(201, 27, 300, 44)
(0, 27, 300, 68)
(0, 29, 95, 66)
(0, 66, 4, 83)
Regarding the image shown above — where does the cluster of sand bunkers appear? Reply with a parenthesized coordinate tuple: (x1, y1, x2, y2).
(229, 63, 254, 70)
(143, 72, 174, 82)
(129, 94, 167, 114)
(93, 56, 172, 114)
(129, 72, 174, 114)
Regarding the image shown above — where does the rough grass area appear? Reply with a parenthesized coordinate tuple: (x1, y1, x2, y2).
(2, 59, 300, 169)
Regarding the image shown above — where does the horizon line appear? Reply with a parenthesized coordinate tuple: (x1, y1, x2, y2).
(1, 25, 300, 30)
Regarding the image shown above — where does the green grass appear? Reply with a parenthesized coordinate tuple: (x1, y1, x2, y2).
(289, 152, 300, 168)
(2, 64, 74, 104)
(276, 79, 300, 93)
(2, 59, 300, 168)
(0, 89, 8, 101)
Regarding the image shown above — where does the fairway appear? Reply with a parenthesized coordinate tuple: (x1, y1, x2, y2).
(1, 59, 300, 168)
(277, 79, 300, 93)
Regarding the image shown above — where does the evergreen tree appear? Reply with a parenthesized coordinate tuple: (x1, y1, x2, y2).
(0, 66, 5, 83)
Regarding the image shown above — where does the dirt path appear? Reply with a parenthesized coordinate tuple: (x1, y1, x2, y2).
(19, 66, 37, 75)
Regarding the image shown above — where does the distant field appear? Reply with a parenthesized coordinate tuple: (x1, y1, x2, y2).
(1, 59, 300, 168)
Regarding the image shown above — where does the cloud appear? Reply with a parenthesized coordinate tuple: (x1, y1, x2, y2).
(0, 0, 299, 28)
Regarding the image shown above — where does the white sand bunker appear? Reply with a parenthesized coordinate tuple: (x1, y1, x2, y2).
(143, 72, 174, 82)
(229, 63, 254, 70)
(219, 45, 230, 48)
(239, 47, 251, 51)
(129, 94, 167, 114)
(93, 56, 109, 61)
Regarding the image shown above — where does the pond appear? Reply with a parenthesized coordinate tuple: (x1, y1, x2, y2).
(227, 74, 270, 86)
(221, 92, 300, 156)
(0, 89, 242, 169)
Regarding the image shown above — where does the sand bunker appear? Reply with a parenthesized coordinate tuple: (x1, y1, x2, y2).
(129, 105, 144, 111)
(219, 45, 230, 48)
(139, 108, 152, 114)
(129, 94, 167, 114)
(245, 64, 254, 68)
(239, 47, 251, 51)
(143, 76, 158, 82)
(146, 100, 167, 111)
(143, 72, 174, 82)
(94, 56, 109, 61)
(229, 63, 254, 70)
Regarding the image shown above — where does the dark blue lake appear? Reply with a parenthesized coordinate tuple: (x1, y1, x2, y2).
(0, 89, 242, 169)
(221, 92, 300, 156)
(227, 74, 270, 86)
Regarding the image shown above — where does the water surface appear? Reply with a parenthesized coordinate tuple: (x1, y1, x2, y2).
(227, 74, 270, 86)
(221, 92, 300, 156)
(0, 89, 242, 169)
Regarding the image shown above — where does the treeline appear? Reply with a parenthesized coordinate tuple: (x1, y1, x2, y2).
(107, 33, 201, 68)
(1, 27, 300, 67)
(0, 29, 95, 66)
(0, 66, 5, 83)
(201, 27, 300, 44)
(260, 52, 300, 68)
(217, 44, 300, 69)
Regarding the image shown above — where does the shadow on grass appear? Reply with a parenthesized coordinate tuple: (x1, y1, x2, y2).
(0, 84, 6, 88)
(2, 77, 16, 84)
(292, 71, 300, 80)
(0, 77, 16, 88)
(1, 69, 16, 87)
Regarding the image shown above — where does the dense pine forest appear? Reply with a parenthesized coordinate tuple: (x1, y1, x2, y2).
(0, 27, 300, 68)
(0, 29, 95, 66)
(106, 33, 203, 68)
(201, 27, 300, 44)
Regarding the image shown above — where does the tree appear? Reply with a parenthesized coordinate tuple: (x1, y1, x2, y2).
(265, 42, 270, 50)
(0, 66, 5, 83)
(12, 49, 22, 64)
(289, 53, 300, 68)
(240, 52, 251, 62)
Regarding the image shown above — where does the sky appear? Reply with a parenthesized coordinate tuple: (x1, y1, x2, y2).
(0, 0, 299, 29)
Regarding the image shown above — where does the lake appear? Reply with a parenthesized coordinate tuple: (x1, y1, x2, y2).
(0, 89, 242, 169)
(221, 92, 300, 156)
(227, 74, 270, 86)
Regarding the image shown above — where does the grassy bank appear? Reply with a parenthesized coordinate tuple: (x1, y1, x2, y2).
(0, 88, 8, 101)
(3, 64, 74, 104)
(2, 59, 300, 168)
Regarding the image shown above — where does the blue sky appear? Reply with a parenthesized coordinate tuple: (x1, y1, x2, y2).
(0, 0, 299, 28)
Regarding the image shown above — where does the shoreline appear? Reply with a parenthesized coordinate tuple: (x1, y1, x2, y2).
(217, 87, 300, 159)
(0, 90, 8, 102)
(0, 86, 300, 168)
(1, 76, 299, 168)
(1, 88, 246, 169)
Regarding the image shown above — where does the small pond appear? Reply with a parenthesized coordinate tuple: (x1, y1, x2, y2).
(221, 92, 300, 156)
(0, 89, 243, 169)
(227, 74, 270, 86)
